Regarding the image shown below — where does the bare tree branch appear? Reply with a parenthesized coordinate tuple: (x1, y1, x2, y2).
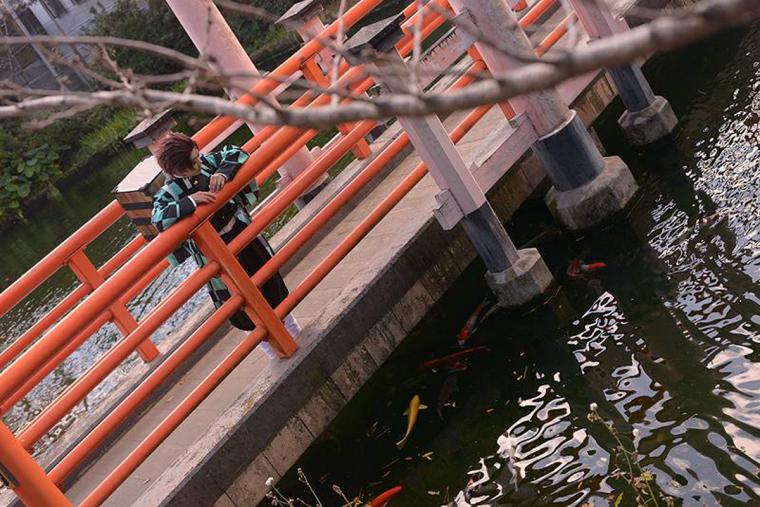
(0, 0, 757, 129)
(0, 35, 208, 70)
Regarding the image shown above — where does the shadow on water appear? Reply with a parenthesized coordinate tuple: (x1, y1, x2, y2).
(276, 25, 760, 507)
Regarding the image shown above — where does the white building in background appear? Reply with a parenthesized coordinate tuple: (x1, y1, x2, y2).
(1, 0, 120, 89)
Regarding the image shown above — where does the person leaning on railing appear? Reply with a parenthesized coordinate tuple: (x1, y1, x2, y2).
(151, 132, 300, 357)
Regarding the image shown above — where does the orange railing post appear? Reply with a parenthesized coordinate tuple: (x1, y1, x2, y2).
(0, 201, 124, 319)
(193, 0, 386, 148)
(49, 295, 242, 484)
(192, 222, 298, 358)
(67, 250, 159, 362)
(300, 57, 372, 160)
(0, 422, 71, 506)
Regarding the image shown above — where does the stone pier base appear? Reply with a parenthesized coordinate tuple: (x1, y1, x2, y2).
(545, 156, 638, 231)
(619, 96, 678, 146)
(485, 248, 554, 307)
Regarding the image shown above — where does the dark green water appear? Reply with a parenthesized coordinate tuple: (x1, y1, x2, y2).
(275, 26, 760, 507)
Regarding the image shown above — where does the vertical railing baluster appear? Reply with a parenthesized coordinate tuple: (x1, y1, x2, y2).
(0, 422, 71, 506)
(67, 250, 159, 362)
(192, 222, 298, 358)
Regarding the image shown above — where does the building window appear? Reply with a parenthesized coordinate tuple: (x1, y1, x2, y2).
(41, 0, 68, 18)
(0, 13, 41, 78)
(12, 44, 39, 68)
(15, 7, 47, 35)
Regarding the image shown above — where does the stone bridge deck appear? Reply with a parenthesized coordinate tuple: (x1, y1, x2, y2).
(5, 4, 641, 506)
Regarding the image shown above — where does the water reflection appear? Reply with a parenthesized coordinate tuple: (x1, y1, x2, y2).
(447, 27, 760, 507)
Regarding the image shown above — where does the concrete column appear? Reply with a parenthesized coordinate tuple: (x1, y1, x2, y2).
(165, 0, 327, 205)
(346, 18, 553, 307)
(452, 0, 638, 231)
(399, 110, 553, 307)
(568, 0, 678, 146)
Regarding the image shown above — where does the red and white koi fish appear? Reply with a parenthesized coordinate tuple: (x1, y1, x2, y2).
(418, 346, 492, 371)
(582, 262, 607, 273)
(567, 260, 607, 279)
(457, 303, 486, 345)
(699, 212, 724, 227)
(457, 298, 498, 347)
(672, 212, 726, 243)
(370, 485, 403, 506)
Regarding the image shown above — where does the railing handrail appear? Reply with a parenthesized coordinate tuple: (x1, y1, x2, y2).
(0, 0, 429, 375)
(0, 0, 386, 365)
(0, 17, 393, 403)
(0, 7, 454, 459)
(0, 200, 124, 319)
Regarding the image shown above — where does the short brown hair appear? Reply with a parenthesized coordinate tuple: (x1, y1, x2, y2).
(155, 132, 197, 176)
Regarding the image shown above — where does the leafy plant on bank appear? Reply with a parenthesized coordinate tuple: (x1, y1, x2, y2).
(84, 0, 312, 76)
(0, 107, 137, 222)
(0, 142, 63, 219)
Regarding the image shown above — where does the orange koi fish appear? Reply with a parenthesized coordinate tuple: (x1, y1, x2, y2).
(370, 485, 403, 506)
(417, 346, 492, 371)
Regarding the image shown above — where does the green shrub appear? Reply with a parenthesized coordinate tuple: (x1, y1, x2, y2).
(0, 141, 64, 219)
(84, 0, 312, 76)
(0, 108, 137, 221)
(68, 109, 137, 170)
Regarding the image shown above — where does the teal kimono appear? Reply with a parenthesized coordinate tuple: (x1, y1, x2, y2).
(151, 145, 288, 330)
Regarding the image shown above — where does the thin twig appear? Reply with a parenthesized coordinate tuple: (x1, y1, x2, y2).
(330, 0, 348, 107)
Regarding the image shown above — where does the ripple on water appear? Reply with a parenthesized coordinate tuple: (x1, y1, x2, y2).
(444, 29, 760, 506)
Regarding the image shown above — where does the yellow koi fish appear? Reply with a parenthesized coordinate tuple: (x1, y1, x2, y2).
(396, 395, 425, 449)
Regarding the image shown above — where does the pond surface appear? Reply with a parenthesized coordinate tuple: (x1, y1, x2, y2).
(275, 25, 760, 507)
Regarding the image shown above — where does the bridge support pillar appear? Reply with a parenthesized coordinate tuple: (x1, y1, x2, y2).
(568, 0, 678, 146)
(164, 0, 324, 207)
(346, 19, 553, 307)
(612, 65, 678, 147)
(452, 0, 637, 230)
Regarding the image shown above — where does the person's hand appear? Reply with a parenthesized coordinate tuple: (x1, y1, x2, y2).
(209, 173, 227, 193)
(191, 191, 216, 205)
